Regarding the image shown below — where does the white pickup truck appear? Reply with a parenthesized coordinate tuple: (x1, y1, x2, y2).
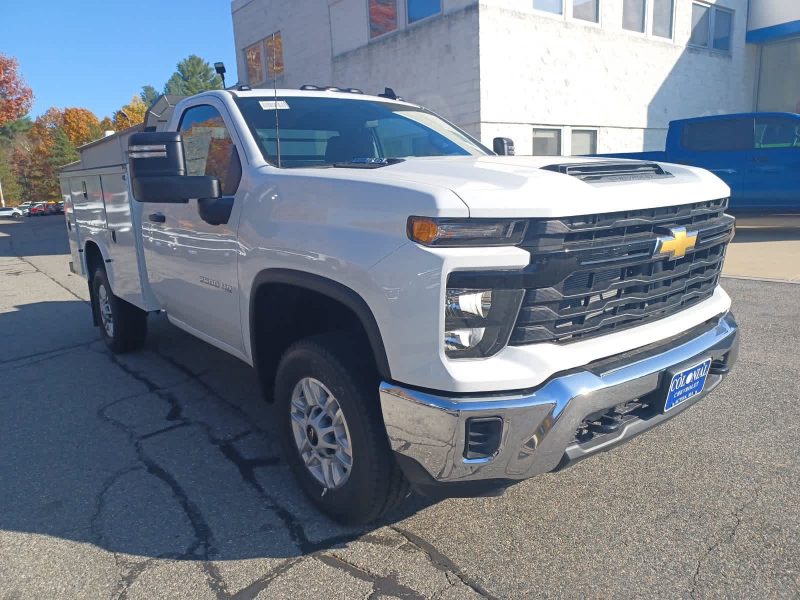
(60, 88, 738, 524)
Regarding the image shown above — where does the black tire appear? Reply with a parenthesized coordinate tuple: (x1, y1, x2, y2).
(91, 268, 148, 353)
(274, 332, 409, 525)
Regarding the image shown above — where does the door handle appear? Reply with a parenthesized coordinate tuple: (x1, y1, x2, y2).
(148, 212, 166, 223)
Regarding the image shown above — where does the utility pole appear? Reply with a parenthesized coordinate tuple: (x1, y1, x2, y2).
(0, 176, 5, 208)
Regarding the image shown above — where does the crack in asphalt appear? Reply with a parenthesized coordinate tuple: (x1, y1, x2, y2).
(391, 527, 498, 600)
(316, 553, 426, 600)
(0, 341, 94, 366)
(688, 483, 761, 599)
(228, 557, 304, 600)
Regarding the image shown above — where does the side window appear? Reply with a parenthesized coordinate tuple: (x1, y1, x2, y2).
(681, 119, 754, 152)
(755, 117, 800, 149)
(179, 105, 242, 195)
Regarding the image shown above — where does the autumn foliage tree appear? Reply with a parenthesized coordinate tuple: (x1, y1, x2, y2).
(10, 107, 100, 201)
(62, 107, 102, 147)
(0, 54, 33, 127)
(112, 96, 148, 130)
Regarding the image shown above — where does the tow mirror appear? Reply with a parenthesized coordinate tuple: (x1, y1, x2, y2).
(493, 137, 515, 156)
(128, 132, 221, 203)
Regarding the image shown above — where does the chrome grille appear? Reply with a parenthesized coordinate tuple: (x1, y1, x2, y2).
(510, 199, 733, 345)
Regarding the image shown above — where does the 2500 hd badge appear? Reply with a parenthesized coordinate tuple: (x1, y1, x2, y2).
(200, 276, 233, 293)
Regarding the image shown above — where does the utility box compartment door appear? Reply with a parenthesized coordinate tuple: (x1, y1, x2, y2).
(101, 170, 147, 306)
(61, 178, 82, 273)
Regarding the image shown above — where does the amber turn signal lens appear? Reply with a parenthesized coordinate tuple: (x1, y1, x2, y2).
(408, 217, 440, 244)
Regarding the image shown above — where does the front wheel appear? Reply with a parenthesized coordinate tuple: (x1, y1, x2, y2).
(274, 333, 408, 525)
(91, 268, 148, 353)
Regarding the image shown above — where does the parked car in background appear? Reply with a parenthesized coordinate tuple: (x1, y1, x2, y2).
(30, 203, 48, 216)
(594, 112, 800, 213)
(45, 201, 60, 215)
(18, 202, 33, 216)
(0, 206, 24, 219)
(55, 201, 65, 214)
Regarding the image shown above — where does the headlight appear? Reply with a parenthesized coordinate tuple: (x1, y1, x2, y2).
(408, 217, 527, 247)
(444, 287, 524, 358)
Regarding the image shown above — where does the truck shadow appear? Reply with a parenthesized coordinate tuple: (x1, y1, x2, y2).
(0, 301, 431, 562)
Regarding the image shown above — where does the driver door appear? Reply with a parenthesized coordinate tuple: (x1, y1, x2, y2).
(141, 100, 245, 353)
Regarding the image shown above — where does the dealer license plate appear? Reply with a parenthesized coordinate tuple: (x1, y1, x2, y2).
(664, 358, 712, 412)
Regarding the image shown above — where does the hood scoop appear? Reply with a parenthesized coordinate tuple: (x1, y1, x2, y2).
(541, 161, 673, 183)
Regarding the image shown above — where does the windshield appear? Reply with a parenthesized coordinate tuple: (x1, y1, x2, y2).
(235, 96, 490, 168)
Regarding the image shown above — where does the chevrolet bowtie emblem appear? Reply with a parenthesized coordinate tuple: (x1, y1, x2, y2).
(654, 227, 698, 259)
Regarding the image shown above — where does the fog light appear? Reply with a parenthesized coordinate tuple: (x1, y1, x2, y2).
(446, 289, 492, 319)
(445, 327, 486, 352)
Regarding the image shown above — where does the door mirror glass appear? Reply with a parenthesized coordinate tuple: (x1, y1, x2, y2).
(128, 132, 221, 203)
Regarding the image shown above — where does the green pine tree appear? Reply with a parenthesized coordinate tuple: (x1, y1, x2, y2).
(48, 128, 79, 172)
(163, 55, 223, 97)
(140, 85, 160, 107)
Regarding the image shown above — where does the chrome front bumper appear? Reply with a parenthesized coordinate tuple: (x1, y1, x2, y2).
(380, 312, 739, 489)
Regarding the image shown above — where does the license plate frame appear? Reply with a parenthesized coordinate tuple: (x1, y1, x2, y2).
(663, 358, 712, 413)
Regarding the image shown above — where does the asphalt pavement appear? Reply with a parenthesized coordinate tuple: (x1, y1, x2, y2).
(1, 215, 798, 599)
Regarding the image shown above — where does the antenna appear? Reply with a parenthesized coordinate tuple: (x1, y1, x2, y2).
(271, 33, 281, 168)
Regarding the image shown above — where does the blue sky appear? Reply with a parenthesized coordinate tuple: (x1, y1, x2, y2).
(2, 1, 238, 119)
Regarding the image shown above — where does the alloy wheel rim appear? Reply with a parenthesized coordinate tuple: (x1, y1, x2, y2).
(98, 284, 114, 338)
(290, 377, 353, 490)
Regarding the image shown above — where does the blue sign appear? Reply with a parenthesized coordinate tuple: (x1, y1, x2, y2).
(665, 359, 712, 412)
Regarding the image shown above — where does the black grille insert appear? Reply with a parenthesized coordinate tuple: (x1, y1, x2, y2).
(510, 199, 733, 345)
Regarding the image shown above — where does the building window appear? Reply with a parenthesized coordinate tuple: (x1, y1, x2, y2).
(265, 32, 284, 77)
(757, 38, 800, 112)
(622, 0, 645, 33)
(652, 0, 674, 38)
(244, 33, 284, 85)
(690, 3, 732, 53)
(245, 42, 264, 85)
(572, 0, 599, 23)
(533, 129, 562, 156)
(623, 0, 674, 38)
(407, 0, 441, 24)
(572, 129, 597, 155)
(370, 0, 398, 38)
(712, 9, 732, 51)
(533, 0, 563, 14)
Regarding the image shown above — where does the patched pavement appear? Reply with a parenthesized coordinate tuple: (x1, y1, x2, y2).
(1, 216, 798, 599)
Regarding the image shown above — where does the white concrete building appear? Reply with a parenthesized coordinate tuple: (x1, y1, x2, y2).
(230, 0, 800, 154)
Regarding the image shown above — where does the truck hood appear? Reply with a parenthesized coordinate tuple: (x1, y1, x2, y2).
(364, 155, 731, 218)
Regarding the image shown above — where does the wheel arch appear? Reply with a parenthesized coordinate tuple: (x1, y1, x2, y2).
(249, 269, 391, 400)
(84, 238, 111, 327)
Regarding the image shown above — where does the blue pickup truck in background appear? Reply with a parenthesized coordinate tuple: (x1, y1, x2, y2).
(596, 112, 800, 213)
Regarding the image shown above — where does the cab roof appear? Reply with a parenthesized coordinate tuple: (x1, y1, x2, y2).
(226, 87, 420, 109)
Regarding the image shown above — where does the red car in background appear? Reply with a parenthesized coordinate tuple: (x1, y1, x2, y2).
(30, 203, 48, 216)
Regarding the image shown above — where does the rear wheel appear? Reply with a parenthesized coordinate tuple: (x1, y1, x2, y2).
(274, 333, 409, 524)
(91, 268, 148, 353)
